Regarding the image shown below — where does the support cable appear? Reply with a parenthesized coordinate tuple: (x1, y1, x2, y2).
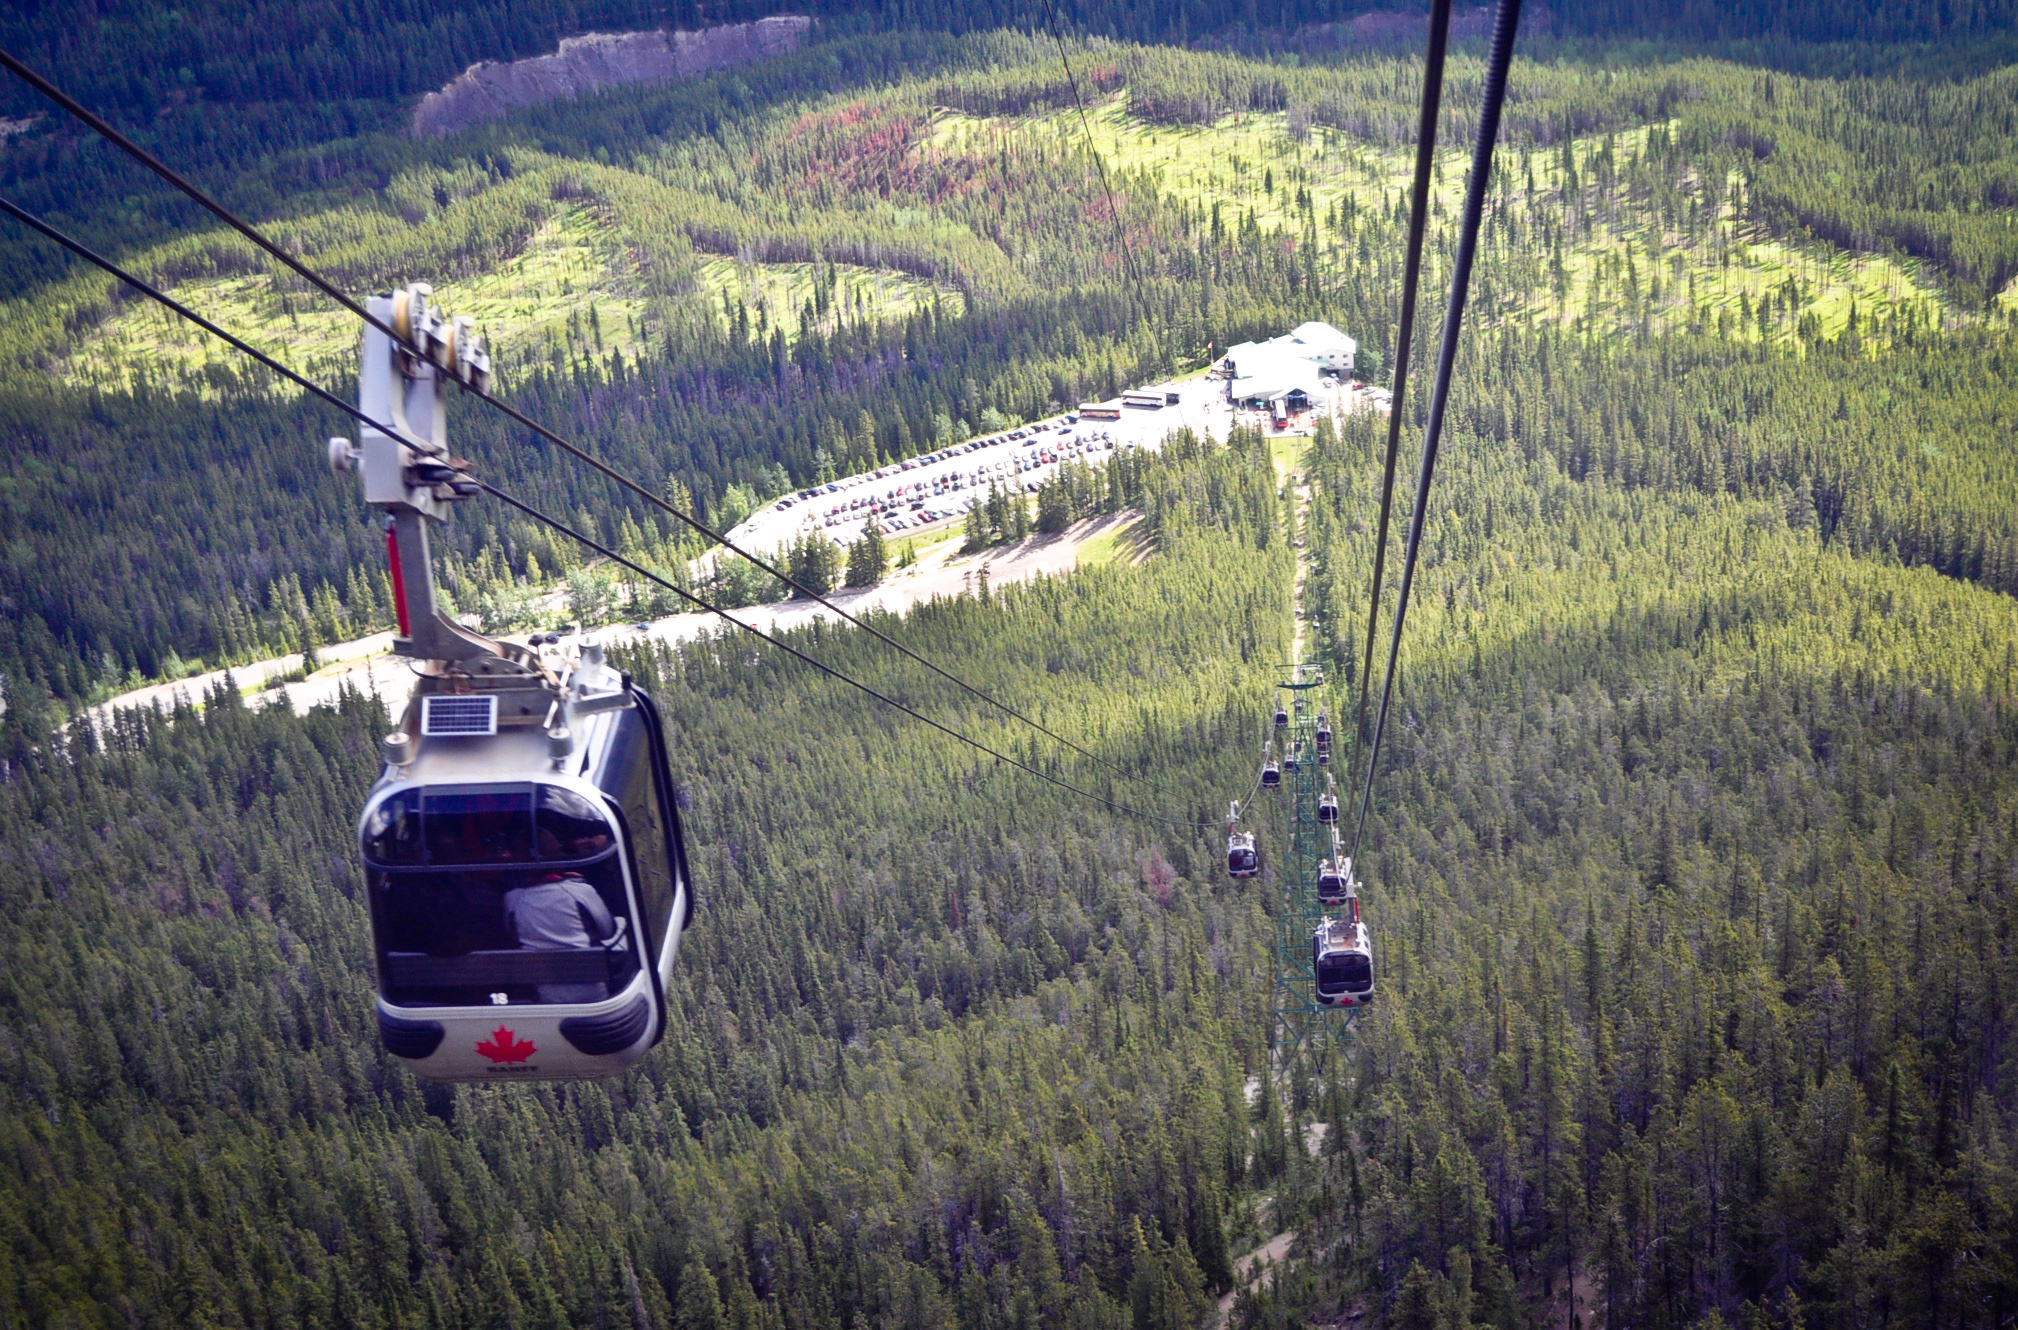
(0, 46, 401, 343)
(1344, 0, 1453, 818)
(0, 193, 1215, 832)
(1033, 0, 1143, 291)
(0, 47, 1172, 796)
(1349, 0, 1523, 858)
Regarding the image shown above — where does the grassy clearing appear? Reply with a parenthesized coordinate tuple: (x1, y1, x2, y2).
(64, 209, 962, 396)
(1267, 435, 1308, 488)
(693, 257, 964, 341)
(44, 82, 1994, 398)
(1503, 127, 1955, 346)
(932, 98, 1969, 352)
(1073, 514, 1148, 568)
(890, 529, 968, 572)
(60, 207, 963, 396)
(65, 206, 652, 394)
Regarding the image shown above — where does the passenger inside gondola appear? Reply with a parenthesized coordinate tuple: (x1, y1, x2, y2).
(534, 787, 615, 859)
(504, 871, 618, 1002)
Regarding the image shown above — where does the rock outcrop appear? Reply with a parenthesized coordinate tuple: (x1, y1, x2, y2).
(413, 16, 811, 138)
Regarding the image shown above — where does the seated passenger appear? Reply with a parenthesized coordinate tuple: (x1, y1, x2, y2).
(503, 871, 618, 1003)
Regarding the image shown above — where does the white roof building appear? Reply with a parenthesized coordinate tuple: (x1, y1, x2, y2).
(1222, 321, 1357, 412)
(1226, 349, 1330, 410)
(1286, 321, 1357, 371)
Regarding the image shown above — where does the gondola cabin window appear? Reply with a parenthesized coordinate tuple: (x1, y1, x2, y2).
(362, 784, 640, 1008)
(595, 704, 678, 959)
(1317, 951, 1371, 991)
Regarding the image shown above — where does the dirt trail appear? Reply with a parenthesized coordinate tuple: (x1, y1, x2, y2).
(1274, 441, 1317, 668)
(1217, 1229, 1299, 1323)
(1213, 441, 1330, 1330)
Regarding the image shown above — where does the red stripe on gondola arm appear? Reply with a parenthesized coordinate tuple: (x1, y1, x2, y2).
(388, 526, 411, 636)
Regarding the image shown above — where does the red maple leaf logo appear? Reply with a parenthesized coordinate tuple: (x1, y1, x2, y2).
(476, 1027, 536, 1063)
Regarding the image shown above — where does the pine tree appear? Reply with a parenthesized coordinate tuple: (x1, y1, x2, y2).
(845, 523, 888, 588)
(674, 1257, 724, 1330)
(787, 534, 841, 598)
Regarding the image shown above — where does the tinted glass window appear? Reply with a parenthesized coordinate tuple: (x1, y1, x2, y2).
(535, 786, 616, 861)
(363, 789, 423, 864)
(423, 786, 533, 864)
(369, 859, 638, 1008)
(597, 706, 677, 947)
(1317, 954, 1372, 991)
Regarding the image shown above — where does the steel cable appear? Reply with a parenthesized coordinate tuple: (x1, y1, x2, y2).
(1344, 0, 1453, 819)
(1350, 0, 1523, 858)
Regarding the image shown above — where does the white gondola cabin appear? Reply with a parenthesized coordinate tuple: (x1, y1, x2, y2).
(1313, 914, 1374, 1008)
(361, 649, 693, 1080)
(1227, 830, 1261, 879)
(1226, 801, 1261, 878)
(1318, 855, 1350, 905)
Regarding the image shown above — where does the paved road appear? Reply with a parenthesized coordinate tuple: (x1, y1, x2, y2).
(84, 513, 1140, 732)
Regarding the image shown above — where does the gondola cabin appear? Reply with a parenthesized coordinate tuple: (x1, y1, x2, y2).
(1315, 715, 1333, 766)
(1312, 917, 1374, 1007)
(1317, 856, 1349, 905)
(1261, 757, 1281, 789)
(1274, 698, 1290, 729)
(1318, 790, 1339, 825)
(1227, 830, 1261, 879)
(359, 647, 693, 1081)
(334, 285, 693, 1083)
(1284, 743, 1301, 774)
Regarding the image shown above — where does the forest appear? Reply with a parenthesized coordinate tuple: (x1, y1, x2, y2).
(1, 1, 2016, 1327)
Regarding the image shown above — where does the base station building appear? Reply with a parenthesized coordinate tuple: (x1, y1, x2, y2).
(1221, 322, 1358, 424)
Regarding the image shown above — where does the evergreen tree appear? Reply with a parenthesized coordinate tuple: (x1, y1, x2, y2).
(787, 533, 842, 597)
(845, 522, 888, 588)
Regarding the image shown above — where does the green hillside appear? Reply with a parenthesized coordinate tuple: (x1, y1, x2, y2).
(4, 28, 2018, 710)
(1, 7, 2016, 1329)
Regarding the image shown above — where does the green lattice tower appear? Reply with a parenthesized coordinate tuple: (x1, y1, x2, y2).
(1270, 667, 1357, 1067)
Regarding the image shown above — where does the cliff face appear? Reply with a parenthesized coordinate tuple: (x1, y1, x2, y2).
(412, 16, 811, 138)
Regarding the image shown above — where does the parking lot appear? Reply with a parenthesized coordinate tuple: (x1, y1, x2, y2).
(725, 374, 1242, 553)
